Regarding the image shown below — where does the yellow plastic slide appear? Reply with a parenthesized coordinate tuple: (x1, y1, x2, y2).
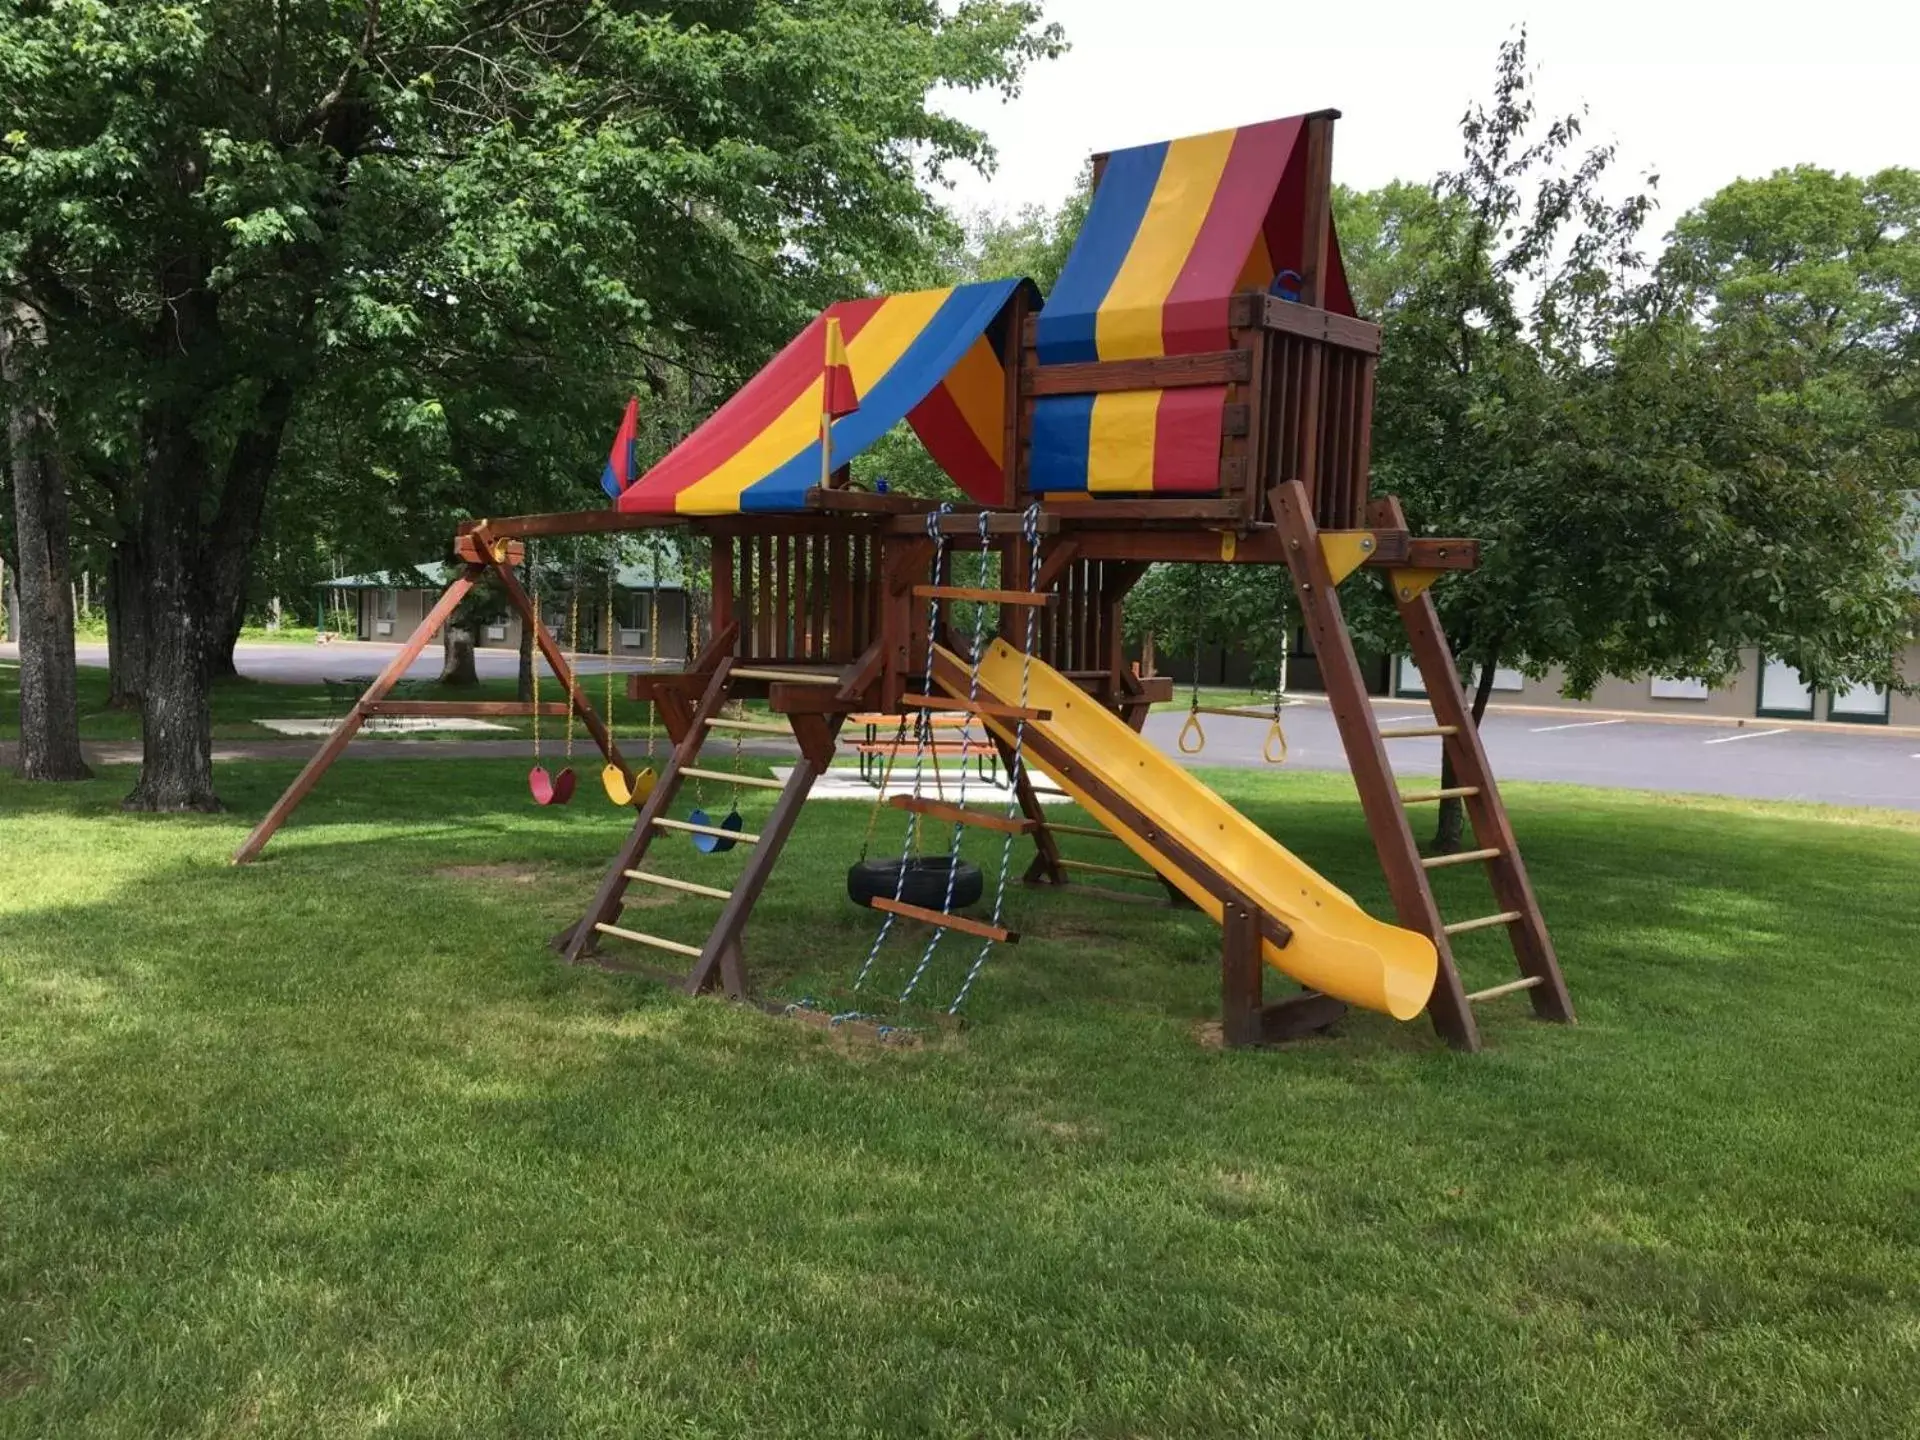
(943, 640, 1437, 1021)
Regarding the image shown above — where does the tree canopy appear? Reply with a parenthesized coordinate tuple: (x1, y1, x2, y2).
(1, 0, 1062, 805)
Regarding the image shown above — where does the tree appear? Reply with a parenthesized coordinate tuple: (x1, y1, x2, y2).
(1, 0, 1062, 812)
(1337, 34, 1917, 850)
(2, 304, 89, 780)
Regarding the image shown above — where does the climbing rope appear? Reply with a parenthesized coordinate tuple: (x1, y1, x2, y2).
(946, 500, 1045, 1014)
(898, 509, 998, 1006)
(851, 503, 953, 993)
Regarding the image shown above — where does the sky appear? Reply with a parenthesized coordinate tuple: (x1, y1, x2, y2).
(937, 0, 1919, 234)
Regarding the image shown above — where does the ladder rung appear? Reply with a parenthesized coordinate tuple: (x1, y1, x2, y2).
(651, 816, 763, 844)
(1059, 858, 1158, 882)
(1465, 974, 1546, 1003)
(1189, 705, 1286, 719)
(1443, 910, 1523, 937)
(704, 717, 792, 735)
(679, 765, 786, 790)
(1399, 786, 1480, 804)
(899, 692, 1051, 722)
(1382, 725, 1457, 738)
(911, 585, 1056, 608)
(594, 922, 702, 958)
(1044, 822, 1120, 841)
(732, 667, 842, 686)
(1421, 846, 1502, 870)
(623, 869, 732, 900)
(888, 795, 1034, 834)
(870, 896, 1017, 943)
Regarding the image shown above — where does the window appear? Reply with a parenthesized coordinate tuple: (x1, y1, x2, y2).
(621, 593, 655, 651)
(1650, 676, 1710, 701)
(1828, 681, 1890, 724)
(1396, 657, 1522, 698)
(374, 589, 396, 621)
(1757, 657, 1814, 718)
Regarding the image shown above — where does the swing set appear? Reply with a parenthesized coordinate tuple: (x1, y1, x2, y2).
(238, 106, 1574, 1055)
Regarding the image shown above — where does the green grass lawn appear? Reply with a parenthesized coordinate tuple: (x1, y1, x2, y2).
(3, 759, 1918, 1437)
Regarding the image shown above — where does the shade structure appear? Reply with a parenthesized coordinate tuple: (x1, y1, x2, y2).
(616, 281, 1024, 516)
(1030, 115, 1356, 497)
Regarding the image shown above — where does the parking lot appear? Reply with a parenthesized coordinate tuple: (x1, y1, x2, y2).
(1144, 701, 1920, 811)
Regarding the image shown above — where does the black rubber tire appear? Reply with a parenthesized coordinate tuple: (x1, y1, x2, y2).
(847, 856, 985, 912)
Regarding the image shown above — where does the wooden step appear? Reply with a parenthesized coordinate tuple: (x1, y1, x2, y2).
(623, 869, 732, 900)
(869, 896, 1018, 943)
(1442, 910, 1522, 937)
(1382, 724, 1457, 738)
(1421, 846, 1502, 870)
(704, 717, 792, 735)
(888, 795, 1034, 834)
(651, 816, 763, 844)
(1044, 822, 1120, 841)
(911, 585, 1056, 608)
(731, 667, 842, 686)
(594, 921, 702, 958)
(899, 692, 1051, 722)
(1465, 974, 1545, 1003)
(1399, 785, 1480, 804)
(679, 765, 786, 790)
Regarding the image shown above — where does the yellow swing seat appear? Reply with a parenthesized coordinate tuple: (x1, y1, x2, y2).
(602, 763, 656, 807)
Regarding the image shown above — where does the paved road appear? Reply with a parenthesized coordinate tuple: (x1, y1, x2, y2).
(1142, 703, 1920, 812)
(10, 641, 1919, 810)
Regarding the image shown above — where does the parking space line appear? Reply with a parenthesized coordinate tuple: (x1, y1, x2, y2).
(1703, 728, 1790, 745)
(1530, 718, 1628, 733)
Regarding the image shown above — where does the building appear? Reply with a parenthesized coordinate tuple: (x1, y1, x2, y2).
(321, 551, 693, 663)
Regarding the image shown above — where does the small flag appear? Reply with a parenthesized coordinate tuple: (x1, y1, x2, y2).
(600, 396, 639, 499)
(822, 316, 860, 419)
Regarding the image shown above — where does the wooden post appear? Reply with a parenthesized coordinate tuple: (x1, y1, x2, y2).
(231, 564, 485, 864)
(1269, 480, 1479, 1051)
(681, 715, 842, 997)
(1220, 895, 1265, 1047)
(1370, 496, 1574, 1026)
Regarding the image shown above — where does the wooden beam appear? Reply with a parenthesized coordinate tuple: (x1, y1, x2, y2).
(456, 510, 684, 540)
(1024, 349, 1252, 396)
(232, 565, 484, 864)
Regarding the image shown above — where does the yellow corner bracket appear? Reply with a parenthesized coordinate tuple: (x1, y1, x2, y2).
(1318, 531, 1377, 586)
(1389, 567, 1445, 603)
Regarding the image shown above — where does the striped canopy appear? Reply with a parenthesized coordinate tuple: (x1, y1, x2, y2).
(617, 281, 1020, 515)
(1031, 115, 1355, 496)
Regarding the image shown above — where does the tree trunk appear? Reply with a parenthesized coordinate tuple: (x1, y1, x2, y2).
(105, 536, 147, 710)
(1434, 656, 1499, 853)
(205, 589, 245, 680)
(516, 616, 534, 703)
(440, 622, 479, 686)
(124, 401, 220, 813)
(3, 312, 91, 781)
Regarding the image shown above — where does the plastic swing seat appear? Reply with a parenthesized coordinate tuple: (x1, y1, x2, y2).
(529, 765, 577, 806)
(601, 763, 656, 807)
(687, 806, 744, 854)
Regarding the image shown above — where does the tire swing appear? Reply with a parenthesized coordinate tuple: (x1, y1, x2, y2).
(526, 542, 577, 806)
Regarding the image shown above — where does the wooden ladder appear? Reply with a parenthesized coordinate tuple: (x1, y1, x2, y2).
(1271, 482, 1574, 1052)
(561, 655, 844, 998)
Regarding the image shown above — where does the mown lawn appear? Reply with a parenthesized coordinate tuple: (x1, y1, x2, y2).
(3, 758, 1917, 1437)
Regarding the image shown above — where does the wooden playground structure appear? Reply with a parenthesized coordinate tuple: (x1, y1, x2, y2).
(236, 109, 1573, 1053)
